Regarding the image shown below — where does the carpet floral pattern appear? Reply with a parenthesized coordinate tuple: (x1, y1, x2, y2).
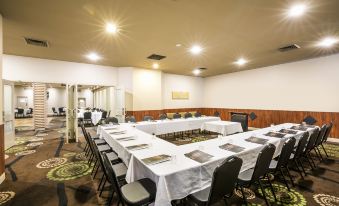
(46, 161, 93, 181)
(258, 184, 306, 206)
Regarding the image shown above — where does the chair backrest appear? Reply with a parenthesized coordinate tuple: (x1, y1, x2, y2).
(105, 117, 119, 124)
(275, 137, 296, 169)
(102, 153, 124, 199)
(18, 108, 24, 114)
(102, 111, 108, 119)
(143, 115, 153, 121)
(250, 144, 276, 182)
(107, 110, 111, 118)
(322, 122, 333, 143)
(84, 112, 92, 119)
(58, 107, 64, 113)
(207, 156, 243, 205)
(173, 113, 181, 119)
(315, 124, 327, 147)
(231, 113, 248, 132)
(184, 112, 192, 119)
(293, 132, 309, 158)
(52, 107, 56, 112)
(213, 111, 220, 117)
(125, 116, 136, 123)
(159, 113, 167, 120)
(194, 112, 202, 118)
(305, 128, 320, 152)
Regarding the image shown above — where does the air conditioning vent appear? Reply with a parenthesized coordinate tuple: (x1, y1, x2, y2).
(147, 54, 166, 60)
(24, 37, 49, 47)
(198, 67, 207, 70)
(278, 44, 300, 52)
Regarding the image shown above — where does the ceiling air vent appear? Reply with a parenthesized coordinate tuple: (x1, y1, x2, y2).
(24, 37, 49, 47)
(147, 54, 166, 60)
(278, 44, 300, 52)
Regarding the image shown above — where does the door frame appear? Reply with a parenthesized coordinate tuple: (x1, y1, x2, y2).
(2, 79, 16, 149)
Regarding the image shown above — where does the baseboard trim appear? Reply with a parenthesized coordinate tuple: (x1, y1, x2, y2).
(0, 173, 5, 184)
(328, 138, 339, 143)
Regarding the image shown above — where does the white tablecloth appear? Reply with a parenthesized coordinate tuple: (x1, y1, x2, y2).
(99, 123, 317, 206)
(135, 116, 221, 135)
(201, 121, 243, 136)
(78, 111, 102, 125)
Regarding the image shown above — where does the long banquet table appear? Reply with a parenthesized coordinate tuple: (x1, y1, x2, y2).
(98, 122, 317, 206)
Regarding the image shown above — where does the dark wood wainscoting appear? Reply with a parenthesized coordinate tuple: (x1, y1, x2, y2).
(126, 108, 338, 138)
(0, 124, 4, 176)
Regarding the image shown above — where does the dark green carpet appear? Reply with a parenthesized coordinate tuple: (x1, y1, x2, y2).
(0, 120, 338, 206)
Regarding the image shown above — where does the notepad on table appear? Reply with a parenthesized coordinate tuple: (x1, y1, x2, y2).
(126, 144, 149, 151)
(142, 154, 172, 165)
(184, 150, 214, 163)
(245, 136, 268, 145)
(109, 130, 127, 135)
(290, 126, 308, 131)
(278, 129, 298, 134)
(264, 132, 286, 138)
(219, 143, 245, 153)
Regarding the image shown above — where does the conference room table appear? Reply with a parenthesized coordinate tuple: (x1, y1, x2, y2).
(98, 122, 317, 206)
(134, 116, 221, 135)
(201, 120, 243, 135)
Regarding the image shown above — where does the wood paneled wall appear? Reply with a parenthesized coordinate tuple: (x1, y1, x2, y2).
(126, 108, 338, 138)
(0, 124, 4, 176)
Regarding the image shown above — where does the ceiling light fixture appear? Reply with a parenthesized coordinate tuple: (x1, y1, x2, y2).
(287, 4, 307, 17)
(317, 37, 338, 48)
(192, 69, 201, 76)
(105, 22, 118, 34)
(190, 45, 202, 55)
(152, 63, 159, 69)
(86, 52, 101, 61)
(234, 58, 248, 66)
(176, 44, 182, 47)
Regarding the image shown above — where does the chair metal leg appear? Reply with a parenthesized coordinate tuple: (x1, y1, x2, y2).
(285, 166, 295, 187)
(304, 155, 314, 169)
(293, 159, 304, 179)
(107, 186, 115, 206)
(98, 174, 105, 191)
(258, 180, 270, 206)
(265, 174, 277, 202)
(239, 186, 248, 206)
(316, 147, 324, 161)
(298, 159, 307, 176)
(321, 144, 329, 157)
(279, 169, 290, 191)
(308, 153, 316, 168)
(91, 159, 98, 175)
(93, 164, 100, 178)
(99, 178, 107, 197)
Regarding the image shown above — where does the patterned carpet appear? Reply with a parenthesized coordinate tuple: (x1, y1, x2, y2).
(0, 120, 339, 206)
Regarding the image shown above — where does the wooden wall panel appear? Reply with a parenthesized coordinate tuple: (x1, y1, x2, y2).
(0, 124, 4, 176)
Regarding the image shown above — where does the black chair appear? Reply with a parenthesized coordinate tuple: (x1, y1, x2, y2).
(302, 128, 320, 170)
(312, 124, 327, 161)
(143, 115, 153, 121)
(52, 107, 58, 116)
(269, 137, 296, 190)
(101, 110, 108, 120)
(102, 153, 156, 206)
(213, 111, 220, 117)
(17, 108, 24, 118)
(289, 132, 309, 178)
(159, 113, 167, 120)
(58, 107, 65, 116)
(105, 117, 119, 124)
(107, 110, 111, 118)
(320, 122, 333, 157)
(194, 112, 202, 118)
(184, 112, 192, 119)
(26, 108, 33, 117)
(231, 112, 248, 132)
(83, 112, 93, 126)
(125, 116, 136, 123)
(187, 156, 243, 206)
(173, 113, 181, 119)
(237, 144, 277, 206)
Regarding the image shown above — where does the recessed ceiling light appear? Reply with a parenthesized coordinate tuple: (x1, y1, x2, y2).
(86, 52, 101, 61)
(234, 58, 248, 66)
(192, 69, 201, 75)
(190, 45, 202, 55)
(317, 37, 338, 48)
(105, 22, 118, 34)
(176, 44, 182, 47)
(152, 63, 159, 69)
(287, 4, 307, 17)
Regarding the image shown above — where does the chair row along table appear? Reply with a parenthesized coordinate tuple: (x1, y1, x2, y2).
(97, 117, 318, 206)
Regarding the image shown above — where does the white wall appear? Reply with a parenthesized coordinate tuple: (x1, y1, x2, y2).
(47, 88, 66, 114)
(162, 73, 204, 109)
(14, 86, 33, 108)
(78, 88, 93, 108)
(0, 14, 3, 123)
(3, 55, 118, 86)
(204, 53, 339, 112)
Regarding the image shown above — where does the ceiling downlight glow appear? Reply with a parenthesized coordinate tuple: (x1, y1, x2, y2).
(192, 69, 201, 76)
(86, 52, 101, 61)
(152, 63, 159, 69)
(105, 22, 118, 34)
(287, 4, 307, 17)
(190, 45, 202, 55)
(234, 58, 248, 66)
(317, 37, 338, 48)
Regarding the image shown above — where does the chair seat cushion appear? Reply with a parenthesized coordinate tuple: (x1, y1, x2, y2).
(269, 160, 278, 170)
(94, 139, 106, 145)
(106, 152, 119, 163)
(188, 187, 210, 204)
(121, 178, 156, 206)
(289, 153, 295, 159)
(97, 144, 111, 153)
(112, 162, 127, 180)
(238, 168, 254, 183)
